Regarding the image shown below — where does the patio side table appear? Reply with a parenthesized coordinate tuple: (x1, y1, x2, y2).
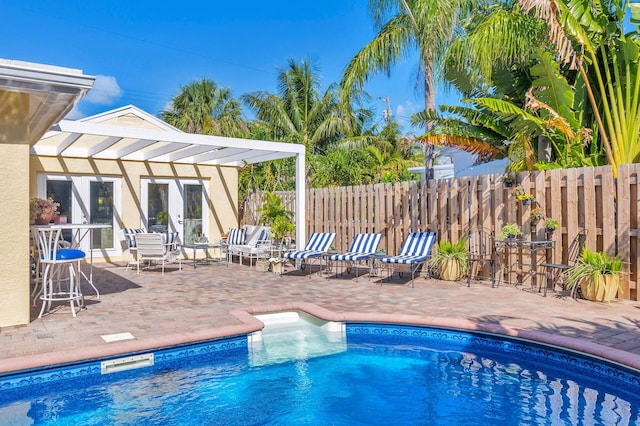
(187, 243, 228, 268)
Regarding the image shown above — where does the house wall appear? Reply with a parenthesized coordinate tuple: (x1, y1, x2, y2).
(30, 156, 239, 261)
(0, 144, 31, 326)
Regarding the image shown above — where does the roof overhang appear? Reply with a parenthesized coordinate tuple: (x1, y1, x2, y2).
(0, 59, 95, 144)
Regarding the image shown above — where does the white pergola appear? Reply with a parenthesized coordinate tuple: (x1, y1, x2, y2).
(32, 105, 307, 246)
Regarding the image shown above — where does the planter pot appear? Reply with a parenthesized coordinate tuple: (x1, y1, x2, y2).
(270, 261, 285, 274)
(521, 199, 531, 206)
(439, 258, 465, 281)
(504, 182, 514, 188)
(54, 214, 68, 225)
(579, 274, 620, 302)
(546, 228, 556, 234)
(34, 212, 55, 225)
(256, 260, 270, 272)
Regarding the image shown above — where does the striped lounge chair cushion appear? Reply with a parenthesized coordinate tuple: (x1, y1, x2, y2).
(281, 232, 335, 260)
(381, 232, 436, 265)
(227, 228, 246, 245)
(330, 233, 382, 261)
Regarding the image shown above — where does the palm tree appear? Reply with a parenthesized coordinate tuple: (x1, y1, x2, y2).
(340, 0, 476, 178)
(243, 59, 360, 155)
(161, 78, 249, 137)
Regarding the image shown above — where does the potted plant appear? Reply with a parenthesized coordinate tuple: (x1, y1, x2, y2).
(502, 175, 515, 187)
(530, 208, 545, 226)
(30, 197, 60, 225)
(258, 193, 294, 243)
(566, 249, 623, 303)
(431, 238, 468, 281)
(544, 218, 559, 234)
(513, 186, 534, 205)
(258, 193, 295, 271)
(156, 211, 168, 226)
(498, 223, 522, 240)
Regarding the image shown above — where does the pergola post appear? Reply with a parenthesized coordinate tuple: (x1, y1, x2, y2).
(295, 150, 306, 247)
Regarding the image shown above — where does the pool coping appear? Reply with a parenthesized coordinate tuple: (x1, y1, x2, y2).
(1, 301, 639, 374)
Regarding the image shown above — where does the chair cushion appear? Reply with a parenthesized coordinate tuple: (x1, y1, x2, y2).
(303, 233, 335, 251)
(162, 232, 180, 246)
(124, 228, 145, 248)
(330, 252, 371, 261)
(47, 249, 86, 261)
(380, 254, 429, 265)
(227, 228, 246, 245)
(281, 250, 323, 260)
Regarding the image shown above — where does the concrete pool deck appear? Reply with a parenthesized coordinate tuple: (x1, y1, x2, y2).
(1, 261, 640, 373)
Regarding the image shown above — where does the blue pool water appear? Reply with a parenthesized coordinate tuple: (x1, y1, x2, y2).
(0, 323, 639, 425)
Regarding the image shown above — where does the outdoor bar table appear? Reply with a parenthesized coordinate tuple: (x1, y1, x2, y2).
(494, 238, 555, 295)
(31, 223, 111, 299)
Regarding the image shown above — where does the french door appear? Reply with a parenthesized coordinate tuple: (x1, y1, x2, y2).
(38, 174, 121, 256)
(140, 178, 209, 246)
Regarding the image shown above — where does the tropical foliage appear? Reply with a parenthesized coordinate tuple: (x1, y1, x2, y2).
(161, 78, 249, 137)
(159, 0, 640, 198)
(340, 0, 478, 177)
(414, 0, 640, 173)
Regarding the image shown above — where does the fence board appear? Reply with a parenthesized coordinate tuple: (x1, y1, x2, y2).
(618, 165, 631, 299)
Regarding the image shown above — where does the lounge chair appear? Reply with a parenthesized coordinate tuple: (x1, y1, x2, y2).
(328, 233, 382, 280)
(379, 231, 437, 287)
(135, 233, 182, 275)
(281, 232, 335, 276)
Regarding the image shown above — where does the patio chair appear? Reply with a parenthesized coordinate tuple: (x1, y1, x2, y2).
(540, 229, 587, 295)
(234, 226, 272, 267)
(122, 227, 145, 270)
(379, 231, 437, 287)
(225, 227, 247, 263)
(32, 227, 86, 318)
(135, 233, 182, 275)
(466, 228, 495, 288)
(281, 232, 336, 276)
(328, 233, 382, 280)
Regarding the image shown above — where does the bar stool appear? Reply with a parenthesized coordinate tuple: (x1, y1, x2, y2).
(32, 227, 86, 318)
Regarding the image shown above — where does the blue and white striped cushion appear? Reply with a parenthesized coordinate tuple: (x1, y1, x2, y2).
(330, 233, 382, 261)
(281, 233, 335, 260)
(162, 232, 180, 247)
(256, 228, 269, 244)
(227, 228, 246, 245)
(304, 233, 335, 251)
(124, 228, 144, 248)
(381, 232, 436, 265)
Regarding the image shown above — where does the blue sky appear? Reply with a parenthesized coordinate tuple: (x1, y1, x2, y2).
(2, 1, 463, 132)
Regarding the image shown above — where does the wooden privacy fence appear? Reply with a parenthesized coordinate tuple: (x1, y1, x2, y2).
(242, 164, 639, 300)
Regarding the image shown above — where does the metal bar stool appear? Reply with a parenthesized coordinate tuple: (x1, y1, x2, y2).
(32, 227, 86, 318)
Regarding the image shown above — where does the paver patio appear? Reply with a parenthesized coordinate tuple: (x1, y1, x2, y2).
(1, 260, 639, 373)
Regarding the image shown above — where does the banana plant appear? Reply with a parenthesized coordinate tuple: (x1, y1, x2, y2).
(519, 0, 640, 176)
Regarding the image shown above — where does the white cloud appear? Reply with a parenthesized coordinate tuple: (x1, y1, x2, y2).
(64, 104, 85, 120)
(83, 75, 123, 105)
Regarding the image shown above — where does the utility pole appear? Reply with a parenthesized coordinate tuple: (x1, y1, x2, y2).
(379, 96, 392, 123)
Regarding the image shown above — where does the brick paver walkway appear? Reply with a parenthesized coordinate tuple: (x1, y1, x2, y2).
(1, 260, 639, 372)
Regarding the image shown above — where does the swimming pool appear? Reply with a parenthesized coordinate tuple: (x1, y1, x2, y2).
(0, 322, 638, 425)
